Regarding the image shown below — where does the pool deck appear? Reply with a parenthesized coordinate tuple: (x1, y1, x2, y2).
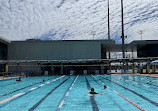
(110, 71, 158, 77)
(0, 76, 20, 80)
(0, 73, 157, 81)
(134, 73, 158, 77)
(110, 73, 158, 77)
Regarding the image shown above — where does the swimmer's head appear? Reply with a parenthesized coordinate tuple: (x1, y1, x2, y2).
(91, 88, 94, 92)
(104, 85, 107, 89)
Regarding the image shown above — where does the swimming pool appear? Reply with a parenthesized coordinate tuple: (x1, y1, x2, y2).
(0, 75, 157, 111)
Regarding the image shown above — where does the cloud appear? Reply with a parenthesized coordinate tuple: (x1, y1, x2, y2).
(0, 0, 157, 43)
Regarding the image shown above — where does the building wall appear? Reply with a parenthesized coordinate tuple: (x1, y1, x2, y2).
(137, 44, 158, 57)
(8, 41, 101, 60)
(7, 62, 42, 75)
(0, 42, 7, 60)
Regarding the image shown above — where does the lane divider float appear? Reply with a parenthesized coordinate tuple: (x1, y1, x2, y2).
(91, 75, 146, 111)
(0, 75, 65, 104)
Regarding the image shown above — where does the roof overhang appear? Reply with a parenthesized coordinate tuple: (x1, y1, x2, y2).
(106, 40, 158, 52)
(0, 36, 10, 44)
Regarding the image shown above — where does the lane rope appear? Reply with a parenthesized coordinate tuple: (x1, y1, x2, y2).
(56, 75, 79, 111)
(0, 76, 65, 104)
(91, 75, 146, 111)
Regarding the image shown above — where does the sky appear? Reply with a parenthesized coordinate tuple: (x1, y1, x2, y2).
(0, 0, 158, 43)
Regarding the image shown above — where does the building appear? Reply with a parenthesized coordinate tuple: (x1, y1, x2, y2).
(0, 36, 158, 75)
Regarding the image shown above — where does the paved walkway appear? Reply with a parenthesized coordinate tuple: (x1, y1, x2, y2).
(110, 72, 158, 77)
(1, 74, 157, 81)
(135, 74, 158, 77)
(0, 76, 20, 80)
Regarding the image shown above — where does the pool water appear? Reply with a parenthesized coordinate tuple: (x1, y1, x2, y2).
(0, 75, 157, 111)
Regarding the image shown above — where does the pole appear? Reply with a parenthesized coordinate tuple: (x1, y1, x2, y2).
(140, 30, 143, 40)
(108, 0, 110, 40)
(107, 0, 111, 59)
(121, 0, 125, 74)
(141, 33, 142, 40)
(91, 31, 96, 40)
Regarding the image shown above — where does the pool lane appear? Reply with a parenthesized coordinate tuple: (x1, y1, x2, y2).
(56, 75, 79, 111)
(33, 76, 76, 111)
(97, 75, 158, 111)
(0, 76, 67, 111)
(0, 77, 28, 88)
(0, 76, 56, 88)
(111, 75, 158, 96)
(0, 76, 52, 97)
(0, 76, 57, 99)
(28, 77, 71, 111)
(124, 76, 158, 91)
(85, 77, 99, 111)
(101, 75, 158, 106)
(60, 76, 93, 111)
(91, 75, 145, 111)
(127, 75, 158, 89)
(60, 76, 139, 111)
(88, 76, 140, 111)
(0, 75, 157, 111)
(0, 81, 20, 87)
(0, 78, 18, 83)
(126, 75, 158, 89)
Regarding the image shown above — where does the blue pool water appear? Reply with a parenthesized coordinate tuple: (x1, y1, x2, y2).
(0, 75, 157, 111)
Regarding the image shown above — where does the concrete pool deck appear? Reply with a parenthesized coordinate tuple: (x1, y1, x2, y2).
(0, 73, 157, 81)
(110, 73, 158, 77)
(0, 76, 20, 80)
(134, 73, 158, 77)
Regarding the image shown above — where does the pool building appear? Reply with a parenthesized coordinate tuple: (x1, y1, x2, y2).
(0, 36, 158, 75)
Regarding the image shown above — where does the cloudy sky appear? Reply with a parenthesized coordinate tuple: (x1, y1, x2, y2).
(0, 0, 158, 43)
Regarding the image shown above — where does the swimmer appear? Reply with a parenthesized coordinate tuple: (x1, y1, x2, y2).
(146, 80, 152, 84)
(16, 77, 22, 81)
(89, 88, 102, 95)
(104, 85, 107, 89)
(43, 80, 45, 82)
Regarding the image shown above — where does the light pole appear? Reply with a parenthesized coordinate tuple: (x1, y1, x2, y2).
(91, 31, 96, 40)
(138, 30, 144, 40)
(107, 0, 111, 59)
(107, 0, 110, 40)
(121, 0, 126, 74)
